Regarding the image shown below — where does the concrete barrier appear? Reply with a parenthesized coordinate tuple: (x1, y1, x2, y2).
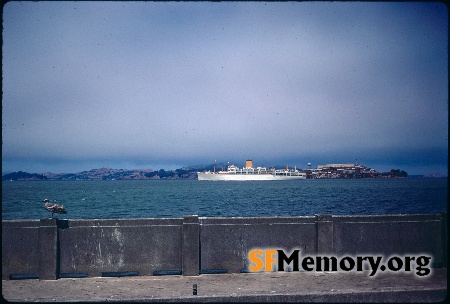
(58, 218, 184, 277)
(2, 213, 447, 280)
(332, 214, 447, 267)
(2, 220, 40, 279)
(199, 216, 317, 273)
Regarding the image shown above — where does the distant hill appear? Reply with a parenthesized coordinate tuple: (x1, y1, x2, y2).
(2, 171, 48, 181)
(2, 167, 200, 181)
(3, 164, 436, 181)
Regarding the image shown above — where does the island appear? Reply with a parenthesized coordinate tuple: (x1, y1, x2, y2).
(1, 162, 415, 181)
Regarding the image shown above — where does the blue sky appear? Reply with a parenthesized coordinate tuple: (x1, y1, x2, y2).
(2, 2, 448, 175)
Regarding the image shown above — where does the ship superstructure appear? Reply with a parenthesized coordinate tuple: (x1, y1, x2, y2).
(197, 160, 307, 181)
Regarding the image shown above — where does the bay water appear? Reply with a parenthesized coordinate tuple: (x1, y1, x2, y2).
(2, 178, 447, 220)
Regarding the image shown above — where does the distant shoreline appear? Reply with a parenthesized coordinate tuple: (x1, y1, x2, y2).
(2, 168, 447, 181)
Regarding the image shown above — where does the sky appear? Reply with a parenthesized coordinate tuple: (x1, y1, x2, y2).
(2, 1, 448, 175)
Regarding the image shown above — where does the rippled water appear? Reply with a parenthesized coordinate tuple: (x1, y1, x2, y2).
(2, 178, 447, 220)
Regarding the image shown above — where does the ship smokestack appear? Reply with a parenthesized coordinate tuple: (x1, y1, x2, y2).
(245, 159, 253, 168)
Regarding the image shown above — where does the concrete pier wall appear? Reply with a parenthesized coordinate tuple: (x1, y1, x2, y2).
(332, 214, 446, 265)
(2, 220, 40, 278)
(199, 216, 317, 273)
(2, 213, 447, 280)
(58, 218, 183, 277)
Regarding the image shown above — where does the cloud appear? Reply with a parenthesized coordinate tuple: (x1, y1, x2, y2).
(2, 2, 447, 175)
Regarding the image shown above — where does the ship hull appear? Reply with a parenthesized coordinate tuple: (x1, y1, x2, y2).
(197, 172, 306, 181)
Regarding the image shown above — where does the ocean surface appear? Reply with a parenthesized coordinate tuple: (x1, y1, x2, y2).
(2, 178, 447, 220)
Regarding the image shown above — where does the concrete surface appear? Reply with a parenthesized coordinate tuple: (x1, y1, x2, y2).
(2, 268, 447, 302)
(3, 214, 447, 279)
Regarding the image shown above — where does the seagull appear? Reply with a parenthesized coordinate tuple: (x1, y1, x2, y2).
(43, 199, 67, 217)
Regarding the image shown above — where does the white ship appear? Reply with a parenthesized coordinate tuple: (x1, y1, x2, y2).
(197, 160, 307, 181)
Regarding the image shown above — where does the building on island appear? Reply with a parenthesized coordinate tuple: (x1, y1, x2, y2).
(307, 162, 378, 179)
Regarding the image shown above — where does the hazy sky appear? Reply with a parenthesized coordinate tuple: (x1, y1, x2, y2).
(2, 2, 448, 175)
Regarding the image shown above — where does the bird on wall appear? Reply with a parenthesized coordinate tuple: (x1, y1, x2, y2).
(43, 199, 67, 217)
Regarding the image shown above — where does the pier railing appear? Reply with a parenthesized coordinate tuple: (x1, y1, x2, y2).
(2, 213, 447, 280)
